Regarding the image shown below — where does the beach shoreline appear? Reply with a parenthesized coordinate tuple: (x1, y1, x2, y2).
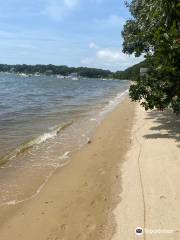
(0, 97, 136, 240)
(0, 97, 179, 240)
(0, 89, 129, 208)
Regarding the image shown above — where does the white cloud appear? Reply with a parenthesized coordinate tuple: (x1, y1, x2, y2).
(88, 42, 99, 49)
(81, 57, 93, 65)
(44, 1, 64, 20)
(96, 48, 144, 69)
(44, 0, 80, 20)
(97, 49, 126, 62)
(94, 14, 125, 29)
(81, 47, 144, 71)
(106, 15, 125, 27)
(64, 0, 79, 9)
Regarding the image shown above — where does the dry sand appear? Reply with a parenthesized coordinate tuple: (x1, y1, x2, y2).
(112, 103, 180, 240)
(0, 98, 180, 240)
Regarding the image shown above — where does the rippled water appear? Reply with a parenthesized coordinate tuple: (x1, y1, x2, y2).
(0, 72, 129, 206)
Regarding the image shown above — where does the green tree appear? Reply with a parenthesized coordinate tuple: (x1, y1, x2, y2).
(122, 0, 180, 113)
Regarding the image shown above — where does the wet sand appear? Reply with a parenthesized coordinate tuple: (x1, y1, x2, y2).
(0, 98, 135, 240)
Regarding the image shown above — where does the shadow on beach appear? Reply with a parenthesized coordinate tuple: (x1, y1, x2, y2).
(143, 110, 180, 148)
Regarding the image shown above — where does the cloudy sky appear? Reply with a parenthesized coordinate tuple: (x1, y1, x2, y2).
(0, 0, 143, 71)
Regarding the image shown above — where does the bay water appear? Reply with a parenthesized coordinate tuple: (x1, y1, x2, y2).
(0, 72, 129, 206)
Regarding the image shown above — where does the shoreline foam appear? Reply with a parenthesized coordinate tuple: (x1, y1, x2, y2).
(0, 122, 73, 166)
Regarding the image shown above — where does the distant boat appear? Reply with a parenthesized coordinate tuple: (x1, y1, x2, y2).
(34, 73, 41, 77)
(18, 73, 29, 77)
(56, 75, 65, 79)
(101, 78, 114, 81)
(71, 77, 79, 81)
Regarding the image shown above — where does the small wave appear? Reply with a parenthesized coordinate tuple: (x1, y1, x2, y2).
(58, 151, 70, 160)
(99, 89, 129, 117)
(1, 170, 53, 207)
(90, 118, 98, 122)
(0, 121, 73, 166)
(0, 151, 71, 207)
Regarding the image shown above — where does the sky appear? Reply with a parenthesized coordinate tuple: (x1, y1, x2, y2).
(0, 0, 143, 71)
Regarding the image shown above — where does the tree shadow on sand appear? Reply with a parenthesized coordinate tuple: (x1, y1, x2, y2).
(143, 110, 180, 148)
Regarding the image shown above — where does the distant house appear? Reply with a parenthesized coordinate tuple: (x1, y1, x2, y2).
(46, 70, 53, 75)
(10, 67, 15, 73)
(68, 73, 79, 80)
(140, 68, 148, 77)
(70, 73, 78, 77)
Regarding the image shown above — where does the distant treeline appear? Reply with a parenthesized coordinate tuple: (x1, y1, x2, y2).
(113, 61, 147, 79)
(0, 61, 146, 79)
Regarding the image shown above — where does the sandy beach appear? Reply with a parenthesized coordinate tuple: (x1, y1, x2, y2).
(0, 98, 180, 240)
(112, 102, 180, 240)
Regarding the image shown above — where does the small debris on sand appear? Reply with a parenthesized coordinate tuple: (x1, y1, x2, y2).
(87, 139, 92, 144)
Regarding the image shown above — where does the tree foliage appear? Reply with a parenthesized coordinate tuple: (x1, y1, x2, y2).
(122, 0, 180, 113)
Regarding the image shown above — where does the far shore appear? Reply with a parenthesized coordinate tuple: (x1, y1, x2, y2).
(0, 97, 180, 240)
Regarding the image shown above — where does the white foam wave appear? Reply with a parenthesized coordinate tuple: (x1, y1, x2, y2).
(2, 170, 53, 206)
(99, 89, 129, 117)
(90, 118, 98, 122)
(58, 151, 70, 160)
(0, 151, 71, 207)
(0, 122, 72, 165)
